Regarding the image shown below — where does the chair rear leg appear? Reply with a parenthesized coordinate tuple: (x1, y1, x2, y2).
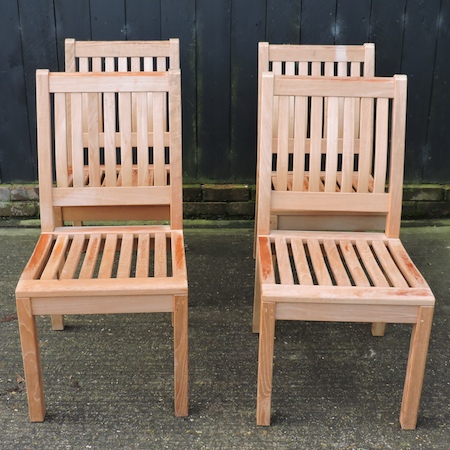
(400, 306, 434, 429)
(16, 297, 46, 422)
(173, 295, 188, 417)
(51, 314, 65, 330)
(256, 301, 276, 426)
(371, 322, 386, 336)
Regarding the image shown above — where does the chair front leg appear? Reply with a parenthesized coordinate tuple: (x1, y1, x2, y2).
(371, 322, 386, 336)
(256, 301, 276, 426)
(16, 297, 46, 422)
(173, 295, 188, 417)
(400, 306, 434, 430)
(51, 315, 65, 330)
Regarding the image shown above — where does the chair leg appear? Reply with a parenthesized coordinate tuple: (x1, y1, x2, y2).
(400, 306, 434, 430)
(252, 258, 262, 333)
(51, 314, 65, 330)
(371, 322, 386, 336)
(256, 301, 276, 426)
(173, 295, 188, 417)
(16, 297, 46, 422)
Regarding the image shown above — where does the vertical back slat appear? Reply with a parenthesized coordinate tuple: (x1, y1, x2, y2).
(119, 92, 132, 186)
(136, 92, 149, 185)
(357, 97, 374, 193)
(87, 93, 100, 187)
(71, 93, 84, 187)
(292, 95, 307, 191)
(341, 97, 356, 192)
(324, 96, 339, 192)
(309, 96, 323, 192)
(373, 98, 389, 193)
(276, 96, 290, 191)
(103, 92, 117, 186)
(54, 93, 69, 188)
(153, 92, 165, 186)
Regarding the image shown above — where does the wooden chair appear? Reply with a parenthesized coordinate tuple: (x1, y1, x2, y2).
(255, 43, 386, 337)
(15, 69, 188, 422)
(254, 72, 435, 429)
(47, 38, 180, 332)
(254, 43, 375, 251)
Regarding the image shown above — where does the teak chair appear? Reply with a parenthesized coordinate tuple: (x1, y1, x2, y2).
(254, 43, 375, 251)
(46, 38, 180, 332)
(254, 73, 435, 429)
(255, 42, 386, 337)
(16, 69, 188, 422)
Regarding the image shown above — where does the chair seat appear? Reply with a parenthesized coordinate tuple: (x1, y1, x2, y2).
(16, 229, 187, 304)
(257, 233, 434, 322)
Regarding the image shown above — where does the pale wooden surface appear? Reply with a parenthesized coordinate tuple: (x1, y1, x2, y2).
(16, 69, 188, 421)
(254, 73, 435, 428)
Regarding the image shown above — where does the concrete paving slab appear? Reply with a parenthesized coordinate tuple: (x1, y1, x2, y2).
(0, 222, 449, 449)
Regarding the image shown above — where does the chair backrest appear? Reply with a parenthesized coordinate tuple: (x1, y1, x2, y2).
(36, 69, 183, 231)
(65, 38, 180, 72)
(258, 43, 375, 140)
(256, 73, 407, 238)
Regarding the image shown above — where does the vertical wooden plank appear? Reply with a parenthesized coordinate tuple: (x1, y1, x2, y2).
(300, 0, 337, 44)
(266, 0, 300, 44)
(424, 1, 450, 182)
(125, 0, 161, 40)
(324, 97, 339, 192)
(292, 95, 307, 191)
(153, 92, 166, 186)
(309, 96, 323, 192)
(334, 0, 371, 44)
(0, 0, 35, 182)
(89, 0, 126, 40)
(17, 0, 59, 181)
(78, 234, 101, 279)
(103, 92, 117, 186)
(71, 93, 84, 187)
(276, 96, 290, 191)
(119, 92, 132, 186)
(256, 73, 275, 236)
(357, 97, 374, 193)
(54, 93, 69, 188)
(136, 92, 149, 186)
(36, 70, 54, 231)
(161, 0, 196, 180)
(87, 93, 100, 187)
(370, 1, 406, 76)
(54, 0, 91, 69)
(169, 70, 184, 229)
(230, 0, 265, 181)
(400, 0, 441, 182)
(373, 98, 389, 194)
(341, 97, 356, 192)
(196, 0, 231, 180)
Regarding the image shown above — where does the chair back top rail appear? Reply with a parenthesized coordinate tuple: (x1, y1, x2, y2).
(36, 69, 182, 232)
(256, 73, 407, 239)
(65, 38, 180, 71)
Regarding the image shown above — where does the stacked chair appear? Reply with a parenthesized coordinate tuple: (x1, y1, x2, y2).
(15, 40, 188, 421)
(253, 66, 435, 429)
